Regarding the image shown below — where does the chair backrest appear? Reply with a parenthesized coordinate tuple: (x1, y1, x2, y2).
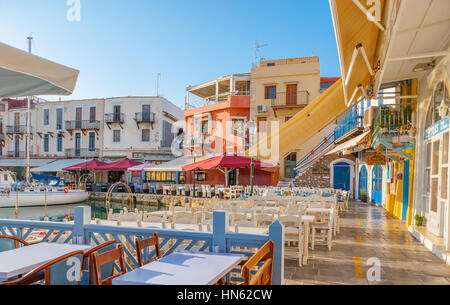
(0, 235, 29, 252)
(255, 214, 274, 227)
(229, 213, 246, 225)
(2, 250, 84, 285)
(92, 244, 127, 285)
(136, 233, 161, 267)
(81, 240, 117, 285)
(241, 240, 274, 285)
(278, 215, 300, 228)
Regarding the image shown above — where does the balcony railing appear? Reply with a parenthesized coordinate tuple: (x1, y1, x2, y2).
(186, 91, 250, 110)
(65, 148, 100, 158)
(335, 106, 363, 141)
(270, 91, 309, 108)
(65, 120, 100, 131)
(7, 151, 26, 158)
(105, 113, 125, 124)
(6, 125, 32, 134)
(135, 112, 155, 123)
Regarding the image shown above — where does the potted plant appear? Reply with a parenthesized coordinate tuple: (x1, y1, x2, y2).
(360, 190, 367, 202)
(415, 215, 424, 226)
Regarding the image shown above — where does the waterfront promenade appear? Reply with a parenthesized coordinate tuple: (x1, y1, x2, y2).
(285, 201, 450, 285)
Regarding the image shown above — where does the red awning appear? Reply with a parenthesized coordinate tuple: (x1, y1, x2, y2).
(62, 159, 109, 171)
(96, 159, 142, 171)
(182, 155, 274, 171)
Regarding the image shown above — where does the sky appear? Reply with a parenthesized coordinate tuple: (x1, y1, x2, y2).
(0, 0, 341, 109)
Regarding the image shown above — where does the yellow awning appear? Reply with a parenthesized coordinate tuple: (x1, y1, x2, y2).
(330, 0, 386, 106)
(326, 130, 370, 156)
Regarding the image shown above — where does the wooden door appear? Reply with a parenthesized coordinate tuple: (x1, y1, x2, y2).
(286, 84, 297, 105)
(75, 107, 82, 128)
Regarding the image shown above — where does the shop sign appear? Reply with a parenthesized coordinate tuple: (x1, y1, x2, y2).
(424, 117, 449, 140)
(312, 165, 329, 175)
(367, 153, 386, 166)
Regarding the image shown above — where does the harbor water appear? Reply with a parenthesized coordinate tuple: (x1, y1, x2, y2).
(0, 199, 166, 221)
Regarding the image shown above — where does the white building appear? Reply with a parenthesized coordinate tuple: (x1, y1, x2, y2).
(102, 96, 184, 163)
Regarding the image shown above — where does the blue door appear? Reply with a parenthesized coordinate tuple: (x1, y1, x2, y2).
(333, 162, 350, 191)
(372, 165, 383, 205)
(359, 166, 368, 200)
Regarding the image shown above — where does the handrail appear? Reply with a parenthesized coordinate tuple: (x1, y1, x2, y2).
(295, 130, 336, 170)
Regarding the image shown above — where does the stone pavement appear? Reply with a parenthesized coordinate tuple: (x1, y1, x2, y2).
(284, 201, 450, 285)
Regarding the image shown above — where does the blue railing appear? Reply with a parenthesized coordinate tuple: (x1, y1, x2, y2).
(0, 207, 284, 285)
(334, 106, 362, 141)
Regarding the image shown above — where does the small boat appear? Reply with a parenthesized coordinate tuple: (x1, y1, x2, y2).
(0, 171, 89, 208)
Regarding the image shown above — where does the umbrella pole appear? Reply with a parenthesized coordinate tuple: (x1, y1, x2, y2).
(250, 158, 254, 196)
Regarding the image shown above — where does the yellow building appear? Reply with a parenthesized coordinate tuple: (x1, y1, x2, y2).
(249, 57, 322, 181)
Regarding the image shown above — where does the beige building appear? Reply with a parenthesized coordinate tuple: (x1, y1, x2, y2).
(250, 56, 321, 180)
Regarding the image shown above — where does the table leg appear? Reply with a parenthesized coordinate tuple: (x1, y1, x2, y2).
(303, 222, 310, 265)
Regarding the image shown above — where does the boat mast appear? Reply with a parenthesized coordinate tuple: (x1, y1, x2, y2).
(26, 36, 32, 183)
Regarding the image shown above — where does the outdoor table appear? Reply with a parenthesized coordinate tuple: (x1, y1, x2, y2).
(0, 242, 92, 282)
(112, 250, 244, 285)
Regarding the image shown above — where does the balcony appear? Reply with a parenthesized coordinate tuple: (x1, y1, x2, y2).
(65, 148, 100, 158)
(7, 151, 26, 158)
(6, 125, 32, 134)
(270, 91, 309, 108)
(334, 106, 364, 144)
(105, 113, 125, 129)
(65, 120, 100, 132)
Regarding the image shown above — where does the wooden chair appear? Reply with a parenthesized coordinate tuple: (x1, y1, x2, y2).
(92, 244, 127, 285)
(135, 233, 161, 267)
(0, 235, 30, 252)
(1, 250, 84, 285)
(80, 240, 117, 285)
(240, 240, 274, 285)
(311, 208, 335, 251)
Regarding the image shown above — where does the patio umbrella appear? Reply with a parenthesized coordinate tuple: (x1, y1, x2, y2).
(0, 41, 79, 98)
(97, 159, 142, 171)
(62, 159, 109, 171)
(182, 155, 275, 187)
(127, 161, 155, 172)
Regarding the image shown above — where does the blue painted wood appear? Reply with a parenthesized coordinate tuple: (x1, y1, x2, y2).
(269, 220, 284, 285)
(212, 211, 228, 252)
(359, 166, 368, 199)
(402, 161, 410, 220)
(73, 206, 91, 244)
(372, 165, 383, 205)
(334, 162, 351, 191)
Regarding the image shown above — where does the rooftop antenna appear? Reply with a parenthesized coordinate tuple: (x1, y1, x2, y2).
(156, 73, 161, 97)
(254, 40, 268, 67)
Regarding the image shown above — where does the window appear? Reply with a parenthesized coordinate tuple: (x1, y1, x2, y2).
(231, 118, 246, 137)
(265, 86, 276, 99)
(113, 105, 121, 122)
(142, 105, 151, 121)
(142, 129, 150, 142)
(201, 120, 208, 135)
(88, 132, 96, 151)
(89, 106, 96, 123)
(161, 121, 173, 147)
(113, 130, 121, 143)
(257, 117, 267, 133)
(43, 109, 50, 126)
(0, 104, 5, 112)
(43, 134, 49, 153)
(194, 171, 206, 181)
(56, 133, 63, 153)
(56, 108, 63, 130)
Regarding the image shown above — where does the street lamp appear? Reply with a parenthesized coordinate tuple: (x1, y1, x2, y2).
(190, 137, 197, 198)
(437, 85, 448, 119)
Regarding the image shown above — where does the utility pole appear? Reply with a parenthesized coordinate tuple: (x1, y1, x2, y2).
(25, 36, 32, 184)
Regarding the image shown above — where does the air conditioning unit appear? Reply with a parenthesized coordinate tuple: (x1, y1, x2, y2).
(256, 105, 267, 112)
(363, 106, 378, 129)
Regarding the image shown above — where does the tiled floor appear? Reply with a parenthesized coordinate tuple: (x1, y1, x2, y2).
(284, 201, 450, 285)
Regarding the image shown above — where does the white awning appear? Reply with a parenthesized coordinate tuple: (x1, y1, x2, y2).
(0, 42, 79, 98)
(0, 159, 56, 168)
(326, 130, 371, 156)
(145, 155, 213, 172)
(31, 159, 91, 173)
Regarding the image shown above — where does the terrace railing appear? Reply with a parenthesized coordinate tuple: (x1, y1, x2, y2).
(65, 148, 100, 158)
(334, 105, 363, 141)
(270, 91, 309, 108)
(0, 207, 284, 285)
(65, 120, 101, 131)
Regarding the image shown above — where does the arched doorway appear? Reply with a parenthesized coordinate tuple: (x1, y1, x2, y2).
(359, 166, 368, 200)
(333, 162, 351, 191)
(372, 165, 383, 205)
